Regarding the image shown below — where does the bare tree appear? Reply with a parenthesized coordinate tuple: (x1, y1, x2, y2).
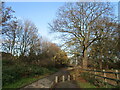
(1, 2, 15, 34)
(18, 20, 39, 56)
(49, 2, 115, 69)
(2, 20, 18, 55)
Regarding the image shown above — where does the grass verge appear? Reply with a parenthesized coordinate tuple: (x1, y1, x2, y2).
(76, 81, 96, 88)
(3, 71, 57, 88)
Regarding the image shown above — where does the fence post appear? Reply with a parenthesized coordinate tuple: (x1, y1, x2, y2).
(89, 69, 92, 78)
(103, 69, 107, 87)
(94, 69, 96, 79)
(55, 76, 58, 83)
(73, 75, 75, 80)
(36, 80, 38, 86)
(115, 70, 120, 86)
(68, 75, 70, 81)
(62, 75, 65, 82)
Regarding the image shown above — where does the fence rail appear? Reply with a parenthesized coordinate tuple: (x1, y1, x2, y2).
(81, 68, 120, 87)
(84, 69, 120, 74)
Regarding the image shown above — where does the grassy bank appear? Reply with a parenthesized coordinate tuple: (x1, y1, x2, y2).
(3, 72, 55, 88)
(3, 59, 58, 88)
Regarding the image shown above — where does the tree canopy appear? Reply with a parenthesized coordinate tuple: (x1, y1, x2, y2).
(49, 2, 119, 69)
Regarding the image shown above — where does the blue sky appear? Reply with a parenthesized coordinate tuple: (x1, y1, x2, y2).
(5, 2, 119, 45)
(6, 2, 65, 44)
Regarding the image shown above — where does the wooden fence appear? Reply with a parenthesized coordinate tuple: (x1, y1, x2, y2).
(81, 68, 120, 87)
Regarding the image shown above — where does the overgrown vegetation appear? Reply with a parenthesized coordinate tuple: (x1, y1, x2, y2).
(2, 59, 58, 88)
(77, 81, 96, 88)
(70, 68, 96, 88)
(80, 72, 118, 88)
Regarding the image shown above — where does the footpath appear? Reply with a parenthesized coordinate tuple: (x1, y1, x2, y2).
(21, 67, 80, 88)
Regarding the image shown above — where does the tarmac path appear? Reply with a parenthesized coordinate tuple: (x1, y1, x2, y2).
(21, 67, 80, 89)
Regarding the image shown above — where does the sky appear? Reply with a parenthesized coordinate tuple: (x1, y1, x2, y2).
(5, 2, 119, 45)
(5, 2, 65, 44)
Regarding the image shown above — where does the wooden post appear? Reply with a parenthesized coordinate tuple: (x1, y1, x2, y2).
(55, 76, 58, 83)
(103, 69, 107, 87)
(36, 81, 38, 86)
(62, 75, 65, 82)
(94, 69, 96, 79)
(89, 69, 91, 78)
(115, 70, 120, 86)
(68, 75, 70, 81)
(73, 75, 75, 80)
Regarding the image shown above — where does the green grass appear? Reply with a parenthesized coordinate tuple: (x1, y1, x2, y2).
(2, 71, 56, 89)
(77, 81, 96, 88)
(3, 77, 37, 88)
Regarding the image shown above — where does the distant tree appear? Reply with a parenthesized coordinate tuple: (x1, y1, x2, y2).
(1, 2, 15, 34)
(37, 40, 61, 66)
(17, 20, 39, 56)
(53, 50, 68, 67)
(40, 40, 60, 58)
(2, 20, 18, 55)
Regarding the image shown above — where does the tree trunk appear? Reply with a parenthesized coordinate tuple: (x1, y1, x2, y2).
(83, 49, 88, 69)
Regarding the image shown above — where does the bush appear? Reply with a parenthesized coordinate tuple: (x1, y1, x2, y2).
(2, 56, 59, 86)
(3, 66, 23, 85)
(80, 72, 103, 87)
(2, 59, 14, 66)
(2, 64, 57, 86)
(29, 66, 50, 75)
(48, 67, 58, 72)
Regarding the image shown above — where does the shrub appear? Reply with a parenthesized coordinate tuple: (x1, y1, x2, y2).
(3, 66, 23, 85)
(2, 64, 55, 86)
(80, 72, 103, 87)
(2, 57, 59, 86)
(2, 59, 14, 66)
(28, 66, 49, 75)
(48, 67, 58, 72)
